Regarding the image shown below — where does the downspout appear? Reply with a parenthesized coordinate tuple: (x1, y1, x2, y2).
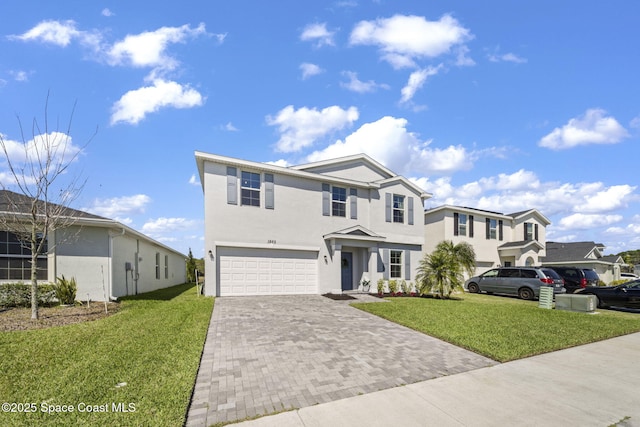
(108, 228, 126, 301)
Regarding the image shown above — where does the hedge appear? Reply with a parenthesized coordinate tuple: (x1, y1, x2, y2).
(0, 282, 56, 308)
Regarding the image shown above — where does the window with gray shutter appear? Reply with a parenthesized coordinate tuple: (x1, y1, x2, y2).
(455, 213, 460, 236)
(408, 197, 414, 225)
(469, 215, 474, 237)
(382, 249, 389, 280)
(385, 193, 392, 222)
(227, 166, 237, 205)
(499, 220, 503, 240)
(265, 173, 274, 209)
(404, 250, 411, 280)
(322, 184, 330, 216)
(350, 188, 357, 219)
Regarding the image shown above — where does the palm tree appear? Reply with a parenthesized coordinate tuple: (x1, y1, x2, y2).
(416, 240, 476, 299)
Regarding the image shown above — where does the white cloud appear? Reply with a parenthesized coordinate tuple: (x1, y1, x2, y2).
(101, 8, 115, 17)
(340, 71, 389, 93)
(223, 122, 238, 131)
(86, 194, 151, 219)
(10, 70, 29, 82)
(305, 116, 473, 176)
(539, 109, 629, 150)
(188, 174, 200, 186)
(300, 63, 324, 80)
(630, 115, 640, 129)
(488, 52, 527, 63)
(300, 23, 335, 47)
(265, 159, 290, 167)
(110, 78, 204, 125)
(455, 45, 475, 66)
(0, 131, 82, 168)
(266, 105, 359, 152)
(580, 185, 636, 213)
(141, 217, 198, 235)
(12, 20, 83, 47)
(400, 65, 442, 103)
(558, 213, 623, 230)
(108, 23, 206, 70)
(350, 14, 473, 68)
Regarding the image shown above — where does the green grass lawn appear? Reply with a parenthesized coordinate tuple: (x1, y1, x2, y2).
(353, 293, 640, 362)
(0, 283, 213, 427)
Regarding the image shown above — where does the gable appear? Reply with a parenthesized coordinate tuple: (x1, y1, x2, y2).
(291, 154, 395, 182)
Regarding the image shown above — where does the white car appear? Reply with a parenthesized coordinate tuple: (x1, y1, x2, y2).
(621, 272, 639, 281)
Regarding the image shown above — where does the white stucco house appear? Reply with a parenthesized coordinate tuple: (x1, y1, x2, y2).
(0, 190, 187, 301)
(424, 205, 551, 275)
(195, 152, 430, 297)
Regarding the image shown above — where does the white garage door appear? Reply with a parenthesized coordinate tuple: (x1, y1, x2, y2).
(218, 247, 318, 296)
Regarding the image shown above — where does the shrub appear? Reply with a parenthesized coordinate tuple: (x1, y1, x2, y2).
(55, 275, 78, 305)
(400, 280, 409, 294)
(388, 280, 398, 294)
(609, 279, 630, 287)
(0, 282, 56, 307)
(377, 279, 385, 294)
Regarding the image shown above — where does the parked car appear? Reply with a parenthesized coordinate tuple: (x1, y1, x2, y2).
(575, 279, 640, 309)
(544, 266, 600, 293)
(465, 267, 566, 300)
(621, 272, 639, 281)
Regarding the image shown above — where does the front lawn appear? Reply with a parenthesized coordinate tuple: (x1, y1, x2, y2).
(353, 293, 640, 362)
(0, 283, 214, 427)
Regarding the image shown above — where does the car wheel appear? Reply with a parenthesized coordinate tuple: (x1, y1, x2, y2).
(518, 287, 534, 300)
(467, 282, 479, 293)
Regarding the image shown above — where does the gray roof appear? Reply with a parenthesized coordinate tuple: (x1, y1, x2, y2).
(0, 190, 106, 220)
(541, 241, 601, 262)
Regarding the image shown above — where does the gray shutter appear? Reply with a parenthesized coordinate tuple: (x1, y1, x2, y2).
(322, 184, 330, 216)
(454, 213, 459, 236)
(227, 166, 237, 205)
(535, 224, 539, 241)
(382, 249, 389, 280)
(524, 223, 528, 241)
(404, 250, 411, 280)
(469, 215, 474, 237)
(265, 173, 274, 209)
(486, 218, 490, 239)
(408, 197, 414, 225)
(385, 193, 391, 222)
(350, 188, 357, 219)
(499, 220, 503, 241)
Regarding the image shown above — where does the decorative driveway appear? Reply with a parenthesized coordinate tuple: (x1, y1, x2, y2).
(185, 295, 497, 426)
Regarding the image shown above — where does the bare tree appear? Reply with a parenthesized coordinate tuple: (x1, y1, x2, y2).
(0, 94, 95, 320)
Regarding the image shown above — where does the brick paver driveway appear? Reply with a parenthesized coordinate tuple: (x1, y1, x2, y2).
(186, 295, 497, 426)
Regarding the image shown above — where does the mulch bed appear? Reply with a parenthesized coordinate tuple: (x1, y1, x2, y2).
(0, 302, 120, 332)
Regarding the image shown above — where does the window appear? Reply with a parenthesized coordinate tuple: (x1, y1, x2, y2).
(241, 171, 260, 207)
(458, 213, 467, 236)
(155, 252, 160, 280)
(390, 250, 402, 278)
(392, 195, 404, 223)
(164, 255, 169, 279)
(489, 219, 497, 239)
(0, 231, 47, 280)
(522, 223, 539, 241)
(332, 186, 346, 217)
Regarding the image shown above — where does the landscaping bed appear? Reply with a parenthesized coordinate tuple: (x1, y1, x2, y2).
(0, 303, 120, 332)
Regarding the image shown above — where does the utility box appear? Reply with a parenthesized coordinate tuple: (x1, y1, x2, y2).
(555, 294, 597, 313)
(538, 286, 554, 309)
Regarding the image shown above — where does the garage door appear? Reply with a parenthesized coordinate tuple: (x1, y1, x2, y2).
(218, 247, 318, 296)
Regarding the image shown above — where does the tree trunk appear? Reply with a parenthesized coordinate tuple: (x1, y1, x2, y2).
(30, 225, 39, 320)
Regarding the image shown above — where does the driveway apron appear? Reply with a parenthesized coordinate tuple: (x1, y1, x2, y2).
(186, 295, 497, 426)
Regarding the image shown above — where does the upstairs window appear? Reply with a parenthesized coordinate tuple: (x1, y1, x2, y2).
(454, 213, 467, 236)
(524, 222, 538, 241)
(489, 219, 497, 239)
(332, 186, 347, 217)
(241, 171, 260, 207)
(392, 195, 405, 223)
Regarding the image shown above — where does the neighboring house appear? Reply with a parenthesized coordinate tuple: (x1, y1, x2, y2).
(541, 241, 623, 284)
(424, 205, 550, 275)
(195, 152, 430, 296)
(0, 190, 186, 301)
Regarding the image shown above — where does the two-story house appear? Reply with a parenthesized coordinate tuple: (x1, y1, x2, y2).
(195, 152, 430, 296)
(423, 205, 550, 275)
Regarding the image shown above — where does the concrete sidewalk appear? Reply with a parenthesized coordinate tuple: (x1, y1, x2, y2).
(231, 332, 640, 427)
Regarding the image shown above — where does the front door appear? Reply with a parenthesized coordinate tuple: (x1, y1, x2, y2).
(341, 252, 353, 291)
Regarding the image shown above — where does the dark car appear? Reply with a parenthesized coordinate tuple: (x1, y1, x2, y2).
(545, 266, 600, 293)
(575, 279, 640, 309)
(465, 267, 566, 300)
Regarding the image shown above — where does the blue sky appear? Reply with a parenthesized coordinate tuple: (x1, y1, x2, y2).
(1, 1, 639, 258)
